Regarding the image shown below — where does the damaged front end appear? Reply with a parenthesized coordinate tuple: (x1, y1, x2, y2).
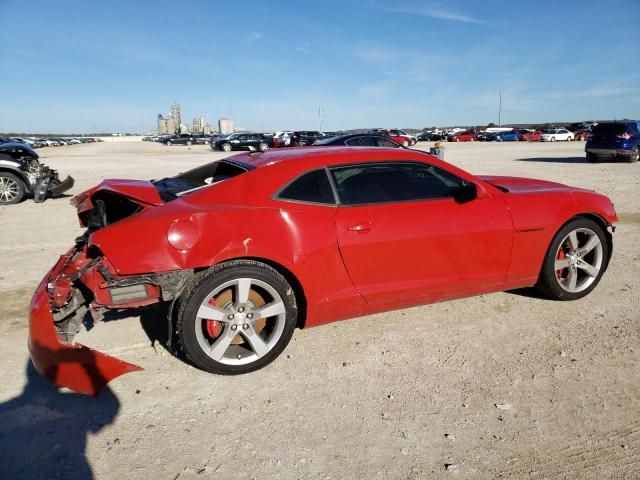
(0, 142, 74, 203)
(29, 182, 193, 395)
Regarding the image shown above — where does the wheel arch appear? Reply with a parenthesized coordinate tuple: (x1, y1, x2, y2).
(574, 213, 614, 264)
(540, 213, 614, 279)
(194, 256, 308, 329)
(0, 167, 31, 192)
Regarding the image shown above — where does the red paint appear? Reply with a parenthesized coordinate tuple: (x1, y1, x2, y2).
(167, 218, 199, 251)
(29, 147, 618, 393)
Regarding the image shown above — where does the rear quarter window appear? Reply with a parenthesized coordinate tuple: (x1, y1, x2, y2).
(277, 169, 336, 205)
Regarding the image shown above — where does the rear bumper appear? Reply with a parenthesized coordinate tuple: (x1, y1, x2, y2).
(28, 247, 142, 396)
(586, 147, 633, 157)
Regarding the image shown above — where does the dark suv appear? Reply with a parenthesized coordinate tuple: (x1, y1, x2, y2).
(211, 133, 273, 152)
(586, 121, 640, 163)
(291, 131, 325, 146)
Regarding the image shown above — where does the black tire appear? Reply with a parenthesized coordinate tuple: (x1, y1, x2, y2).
(627, 146, 639, 163)
(176, 260, 298, 375)
(0, 172, 26, 205)
(535, 217, 609, 301)
(586, 153, 598, 163)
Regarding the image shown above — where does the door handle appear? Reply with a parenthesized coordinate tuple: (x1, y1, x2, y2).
(347, 222, 372, 232)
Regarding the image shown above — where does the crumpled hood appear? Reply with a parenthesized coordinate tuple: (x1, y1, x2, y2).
(479, 175, 586, 193)
(71, 179, 163, 212)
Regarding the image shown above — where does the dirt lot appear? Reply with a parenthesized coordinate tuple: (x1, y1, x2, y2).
(1, 140, 638, 479)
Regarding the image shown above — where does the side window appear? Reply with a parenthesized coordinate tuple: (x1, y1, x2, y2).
(376, 138, 399, 148)
(345, 136, 374, 147)
(277, 169, 336, 205)
(331, 163, 464, 206)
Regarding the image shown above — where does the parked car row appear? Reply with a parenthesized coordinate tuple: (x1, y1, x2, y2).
(440, 128, 577, 143)
(0, 136, 103, 148)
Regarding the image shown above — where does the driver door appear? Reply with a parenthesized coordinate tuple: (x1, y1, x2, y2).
(332, 162, 513, 305)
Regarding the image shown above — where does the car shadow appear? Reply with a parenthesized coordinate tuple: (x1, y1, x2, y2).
(0, 359, 120, 480)
(516, 156, 590, 164)
(506, 287, 549, 300)
(139, 303, 190, 363)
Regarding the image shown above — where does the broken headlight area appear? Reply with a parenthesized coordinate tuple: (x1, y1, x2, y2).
(29, 239, 193, 395)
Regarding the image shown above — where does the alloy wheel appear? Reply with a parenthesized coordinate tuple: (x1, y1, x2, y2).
(0, 176, 19, 203)
(554, 227, 603, 293)
(194, 277, 287, 365)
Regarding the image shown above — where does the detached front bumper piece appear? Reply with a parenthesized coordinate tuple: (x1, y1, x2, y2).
(28, 247, 142, 396)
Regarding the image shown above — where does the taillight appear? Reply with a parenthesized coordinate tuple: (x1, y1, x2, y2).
(617, 132, 631, 140)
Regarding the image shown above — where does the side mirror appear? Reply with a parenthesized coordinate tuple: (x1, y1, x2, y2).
(453, 183, 477, 204)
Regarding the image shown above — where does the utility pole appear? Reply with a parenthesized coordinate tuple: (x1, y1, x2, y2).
(498, 90, 503, 127)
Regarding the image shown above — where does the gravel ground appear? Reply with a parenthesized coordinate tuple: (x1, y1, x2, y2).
(0, 140, 638, 479)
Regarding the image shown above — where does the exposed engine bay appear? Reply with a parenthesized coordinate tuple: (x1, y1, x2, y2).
(0, 142, 74, 204)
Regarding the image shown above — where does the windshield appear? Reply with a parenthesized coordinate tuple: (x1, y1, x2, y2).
(153, 160, 248, 201)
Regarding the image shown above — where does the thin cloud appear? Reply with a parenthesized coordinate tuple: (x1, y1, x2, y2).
(370, 1, 488, 25)
(539, 87, 640, 99)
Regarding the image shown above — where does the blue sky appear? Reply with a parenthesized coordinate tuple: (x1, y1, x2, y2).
(0, 0, 638, 133)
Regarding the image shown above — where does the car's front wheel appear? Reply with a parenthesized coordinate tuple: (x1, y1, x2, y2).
(259, 142, 269, 152)
(222, 143, 232, 152)
(0, 172, 26, 205)
(536, 217, 609, 301)
(186, 140, 192, 146)
(627, 146, 639, 163)
(176, 260, 298, 374)
(166, 141, 172, 146)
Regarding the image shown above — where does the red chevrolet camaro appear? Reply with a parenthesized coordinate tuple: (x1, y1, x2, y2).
(29, 147, 617, 394)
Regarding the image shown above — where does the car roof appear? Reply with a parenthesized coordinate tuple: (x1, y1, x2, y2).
(227, 146, 428, 170)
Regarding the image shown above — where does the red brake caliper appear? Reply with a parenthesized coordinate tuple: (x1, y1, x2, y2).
(556, 249, 566, 278)
(205, 298, 223, 338)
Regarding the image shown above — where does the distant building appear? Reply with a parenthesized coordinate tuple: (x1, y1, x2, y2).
(219, 118, 234, 134)
(157, 103, 182, 135)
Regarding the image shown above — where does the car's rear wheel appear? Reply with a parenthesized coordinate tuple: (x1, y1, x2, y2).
(222, 143, 232, 152)
(550, 137, 556, 142)
(567, 136, 572, 142)
(586, 153, 598, 163)
(176, 260, 298, 374)
(627, 146, 639, 163)
(259, 142, 269, 152)
(166, 141, 172, 146)
(402, 140, 409, 147)
(0, 172, 26, 205)
(186, 140, 192, 146)
(536, 218, 609, 301)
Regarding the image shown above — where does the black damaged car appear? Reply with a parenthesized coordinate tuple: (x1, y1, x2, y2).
(0, 142, 74, 205)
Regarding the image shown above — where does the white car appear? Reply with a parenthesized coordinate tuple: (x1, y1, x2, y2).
(540, 128, 574, 142)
